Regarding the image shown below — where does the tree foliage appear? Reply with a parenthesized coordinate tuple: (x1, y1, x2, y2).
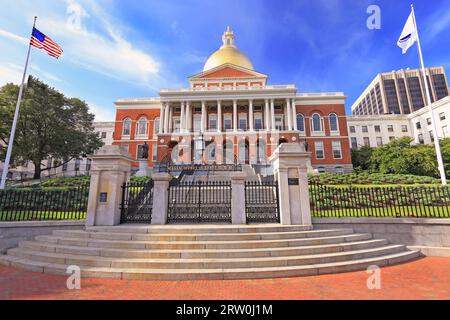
(0, 76, 103, 179)
(350, 136, 444, 178)
(351, 146, 373, 171)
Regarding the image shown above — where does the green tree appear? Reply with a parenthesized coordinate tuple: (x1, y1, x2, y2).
(368, 137, 438, 177)
(351, 146, 373, 171)
(0, 76, 103, 179)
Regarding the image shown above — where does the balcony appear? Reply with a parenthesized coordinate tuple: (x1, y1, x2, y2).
(160, 84, 297, 93)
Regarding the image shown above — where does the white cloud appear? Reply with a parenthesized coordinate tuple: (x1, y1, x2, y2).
(0, 64, 23, 86)
(0, 29, 28, 45)
(89, 103, 115, 121)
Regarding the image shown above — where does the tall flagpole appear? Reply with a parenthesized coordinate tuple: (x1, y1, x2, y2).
(411, 5, 447, 185)
(0, 16, 37, 190)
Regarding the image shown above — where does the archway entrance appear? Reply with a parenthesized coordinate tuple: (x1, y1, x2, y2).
(238, 140, 249, 164)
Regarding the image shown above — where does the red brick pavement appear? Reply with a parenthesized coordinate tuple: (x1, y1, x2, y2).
(0, 257, 449, 300)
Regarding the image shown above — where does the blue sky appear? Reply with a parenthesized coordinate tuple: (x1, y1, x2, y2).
(1, 0, 450, 120)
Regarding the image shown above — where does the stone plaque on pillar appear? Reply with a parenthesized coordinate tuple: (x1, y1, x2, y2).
(86, 146, 133, 227)
(269, 143, 312, 226)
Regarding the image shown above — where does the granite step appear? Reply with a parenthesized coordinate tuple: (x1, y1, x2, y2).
(18, 238, 390, 259)
(0, 250, 421, 280)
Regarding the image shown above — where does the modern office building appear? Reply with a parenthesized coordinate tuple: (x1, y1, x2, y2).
(352, 67, 449, 116)
(348, 96, 450, 149)
(113, 27, 354, 173)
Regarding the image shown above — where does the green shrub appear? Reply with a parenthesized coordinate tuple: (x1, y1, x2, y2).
(308, 173, 440, 185)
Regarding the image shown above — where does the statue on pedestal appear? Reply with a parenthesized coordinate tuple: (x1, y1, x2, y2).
(142, 142, 149, 160)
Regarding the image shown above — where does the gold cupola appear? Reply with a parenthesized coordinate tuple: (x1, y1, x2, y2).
(203, 26, 254, 72)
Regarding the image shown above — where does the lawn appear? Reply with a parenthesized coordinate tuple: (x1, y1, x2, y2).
(311, 206, 450, 218)
(0, 211, 86, 221)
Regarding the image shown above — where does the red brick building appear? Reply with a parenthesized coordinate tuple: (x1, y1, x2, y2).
(113, 27, 353, 173)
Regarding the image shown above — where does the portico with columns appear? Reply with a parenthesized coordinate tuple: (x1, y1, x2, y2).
(113, 26, 353, 172)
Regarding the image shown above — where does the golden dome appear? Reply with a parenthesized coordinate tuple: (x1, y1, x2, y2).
(203, 27, 254, 72)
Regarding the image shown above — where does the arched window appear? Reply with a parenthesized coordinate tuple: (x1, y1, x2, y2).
(206, 142, 217, 163)
(154, 117, 160, 135)
(122, 118, 131, 136)
(137, 117, 148, 136)
(296, 114, 305, 132)
(311, 113, 323, 132)
(223, 140, 234, 164)
(238, 140, 249, 164)
(329, 113, 339, 132)
(256, 139, 267, 164)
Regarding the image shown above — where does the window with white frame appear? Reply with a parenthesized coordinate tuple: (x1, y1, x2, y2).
(275, 115, 284, 130)
(332, 141, 342, 159)
(351, 137, 358, 149)
(238, 113, 247, 131)
(376, 137, 383, 146)
(254, 113, 263, 130)
(311, 114, 323, 132)
(173, 117, 181, 133)
(154, 118, 160, 135)
(209, 114, 217, 130)
(136, 117, 147, 136)
(315, 141, 325, 159)
(224, 114, 232, 131)
(297, 114, 305, 132)
(329, 113, 339, 132)
(122, 118, 131, 136)
(193, 115, 201, 132)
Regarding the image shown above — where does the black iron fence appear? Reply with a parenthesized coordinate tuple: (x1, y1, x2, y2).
(245, 181, 280, 223)
(309, 182, 450, 218)
(120, 180, 154, 223)
(168, 180, 232, 223)
(158, 163, 242, 173)
(0, 186, 89, 221)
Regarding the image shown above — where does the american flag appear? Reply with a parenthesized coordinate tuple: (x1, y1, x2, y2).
(30, 28, 63, 59)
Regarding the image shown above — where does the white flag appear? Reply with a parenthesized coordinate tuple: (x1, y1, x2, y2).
(397, 12, 417, 54)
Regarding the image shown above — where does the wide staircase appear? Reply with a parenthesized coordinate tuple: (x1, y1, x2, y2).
(0, 224, 420, 280)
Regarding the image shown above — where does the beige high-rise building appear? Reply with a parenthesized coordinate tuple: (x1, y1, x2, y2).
(351, 66, 449, 116)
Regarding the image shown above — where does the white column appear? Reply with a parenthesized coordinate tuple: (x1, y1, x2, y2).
(265, 99, 270, 131)
(186, 102, 191, 132)
(164, 103, 170, 134)
(286, 98, 292, 131)
(292, 99, 298, 131)
(201, 101, 206, 132)
(159, 104, 165, 134)
(249, 99, 254, 131)
(169, 105, 173, 133)
(233, 100, 238, 132)
(270, 99, 276, 131)
(217, 100, 222, 133)
(180, 102, 185, 133)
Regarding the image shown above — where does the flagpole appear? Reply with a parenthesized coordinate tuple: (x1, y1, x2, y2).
(0, 16, 37, 190)
(410, 5, 447, 185)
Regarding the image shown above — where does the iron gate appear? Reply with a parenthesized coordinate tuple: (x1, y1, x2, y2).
(168, 180, 232, 223)
(245, 181, 280, 223)
(120, 181, 154, 223)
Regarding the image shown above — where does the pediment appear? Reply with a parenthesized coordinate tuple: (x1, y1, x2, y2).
(189, 63, 268, 80)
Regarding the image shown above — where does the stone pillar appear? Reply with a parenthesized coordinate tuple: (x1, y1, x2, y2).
(270, 99, 276, 131)
(217, 100, 222, 133)
(159, 105, 165, 134)
(269, 143, 312, 226)
(292, 99, 298, 131)
(164, 103, 170, 134)
(151, 173, 172, 225)
(186, 102, 191, 132)
(86, 146, 133, 227)
(233, 100, 238, 132)
(201, 101, 206, 132)
(180, 101, 185, 133)
(249, 99, 254, 131)
(286, 98, 292, 131)
(168, 106, 173, 133)
(231, 172, 247, 224)
(265, 99, 270, 130)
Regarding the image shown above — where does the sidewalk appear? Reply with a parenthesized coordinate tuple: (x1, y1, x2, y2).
(0, 257, 449, 300)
